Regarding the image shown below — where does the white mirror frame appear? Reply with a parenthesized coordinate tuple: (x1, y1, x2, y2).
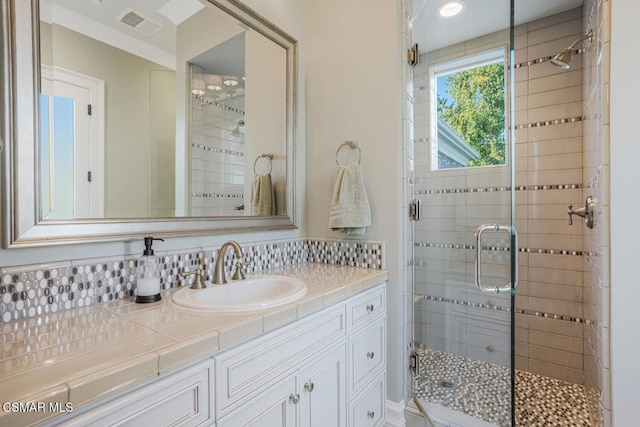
(0, 0, 298, 248)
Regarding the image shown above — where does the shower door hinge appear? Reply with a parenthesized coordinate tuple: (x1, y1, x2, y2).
(409, 199, 421, 221)
(409, 351, 420, 376)
(408, 43, 419, 67)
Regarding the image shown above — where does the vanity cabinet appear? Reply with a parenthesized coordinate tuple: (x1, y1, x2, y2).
(213, 304, 347, 419)
(217, 283, 386, 427)
(45, 283, 386, 427)
(218, 341, 347, 426)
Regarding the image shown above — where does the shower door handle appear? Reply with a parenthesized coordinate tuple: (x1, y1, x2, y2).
(474, 224, 518, 294)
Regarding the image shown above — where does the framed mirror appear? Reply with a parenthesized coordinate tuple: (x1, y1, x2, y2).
(1, 0, 298, 248)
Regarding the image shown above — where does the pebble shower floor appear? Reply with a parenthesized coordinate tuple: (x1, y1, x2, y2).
(413, 348, 597, 426)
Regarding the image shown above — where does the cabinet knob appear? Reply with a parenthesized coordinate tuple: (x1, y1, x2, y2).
(367, 351, 375, 359)
(366, 304, 375, 313)
(367, 410, 375, 419)
(289, 393, 300, 404)
(304, 382, 315, 392)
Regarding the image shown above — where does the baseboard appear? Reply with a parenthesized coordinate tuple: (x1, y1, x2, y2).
(385, 399, 406, 426)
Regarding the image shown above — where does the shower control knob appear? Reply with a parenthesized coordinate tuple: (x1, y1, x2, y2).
(567, 196, 596, 228)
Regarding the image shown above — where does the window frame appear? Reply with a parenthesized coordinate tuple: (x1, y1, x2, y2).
(428, 47, 509, 171)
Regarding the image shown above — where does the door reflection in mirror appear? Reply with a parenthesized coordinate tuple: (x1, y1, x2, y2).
(40, 66, 103, 218)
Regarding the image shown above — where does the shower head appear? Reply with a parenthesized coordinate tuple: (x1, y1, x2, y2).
(550, 30, 595, 69)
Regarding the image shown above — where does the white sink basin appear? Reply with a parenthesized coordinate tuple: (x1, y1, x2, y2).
(172, 275, 308, 312)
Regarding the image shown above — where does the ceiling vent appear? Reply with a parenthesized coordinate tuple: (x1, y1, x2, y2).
(116, 8, 162, 36)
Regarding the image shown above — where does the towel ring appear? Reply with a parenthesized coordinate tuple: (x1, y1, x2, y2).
(335, 140, 361, 166)
(254, 153, 273, 174)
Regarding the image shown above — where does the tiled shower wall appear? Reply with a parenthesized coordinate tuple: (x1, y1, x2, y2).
(512, 8, 587, 385)
(413, 8, 594, 385)
(190, 68, 246, 216)
(0, 239, 385, 324)
(582, 0, 610, 424)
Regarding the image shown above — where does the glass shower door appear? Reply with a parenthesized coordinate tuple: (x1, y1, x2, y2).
(411, 0, 517, 425)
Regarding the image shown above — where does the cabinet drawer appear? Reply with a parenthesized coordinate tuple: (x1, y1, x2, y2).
(349, 284, 385, 330)
(350, 317, 385, 393)
(61, 359, 213, 427)
(350, 373, 385, 427)
(215, 304, 346, 418)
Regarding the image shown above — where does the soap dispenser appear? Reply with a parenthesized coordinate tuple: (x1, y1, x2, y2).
(136, 236, 164, 303)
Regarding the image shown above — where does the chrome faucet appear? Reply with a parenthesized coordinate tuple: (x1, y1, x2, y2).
(213, 240, 245, 284)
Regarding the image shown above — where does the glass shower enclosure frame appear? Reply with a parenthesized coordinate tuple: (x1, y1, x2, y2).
(410, 0, 517, 425)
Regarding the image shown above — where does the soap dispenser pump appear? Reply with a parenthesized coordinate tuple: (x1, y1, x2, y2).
(136, 236, 164, 303)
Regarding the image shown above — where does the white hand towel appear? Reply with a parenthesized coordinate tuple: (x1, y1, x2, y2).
(329, 163, 371, 234)
(251, 173, 275, 216)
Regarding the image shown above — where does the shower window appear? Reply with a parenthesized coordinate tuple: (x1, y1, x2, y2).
(430, 48, 507, 170)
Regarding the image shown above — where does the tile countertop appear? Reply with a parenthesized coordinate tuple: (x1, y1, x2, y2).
(0, 263, 388, 426)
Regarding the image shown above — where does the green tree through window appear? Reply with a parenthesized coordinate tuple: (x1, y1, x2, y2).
(437, 62, 505, 167)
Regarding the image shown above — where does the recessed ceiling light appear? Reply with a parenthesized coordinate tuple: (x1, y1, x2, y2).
(438, 1, 465, 18)
(223, 79, 238, 87)
(207, 84, 222, 91)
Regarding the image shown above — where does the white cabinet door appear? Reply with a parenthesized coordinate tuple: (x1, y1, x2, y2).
(220, 342, 348, 427)
(215, 304, 346, 419)
(217, 375, 297, 427)
(298, 342, 347, 427)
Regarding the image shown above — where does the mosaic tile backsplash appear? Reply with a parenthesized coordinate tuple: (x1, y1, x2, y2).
(0, 238, 385, 323)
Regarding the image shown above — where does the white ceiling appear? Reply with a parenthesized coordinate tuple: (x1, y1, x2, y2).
(413, 0, 585, 52)
(40, 0, 209, 69)
(41, 0, 585, 68)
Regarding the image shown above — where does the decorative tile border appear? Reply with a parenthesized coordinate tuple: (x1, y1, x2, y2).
(417, 294, 592, 325)
(192, 93, 245, 114)
(415, 242, 584, 257)
(192, 193, 244, 199)
(0, 238, 385, 323)
(515, 115, 583, 130)
(191, 143, 245, 157)
(415, 183, 582, 195)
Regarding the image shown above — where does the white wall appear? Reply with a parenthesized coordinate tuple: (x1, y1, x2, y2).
(610, 0, 640, 425)
(303, 0, 405, 403)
